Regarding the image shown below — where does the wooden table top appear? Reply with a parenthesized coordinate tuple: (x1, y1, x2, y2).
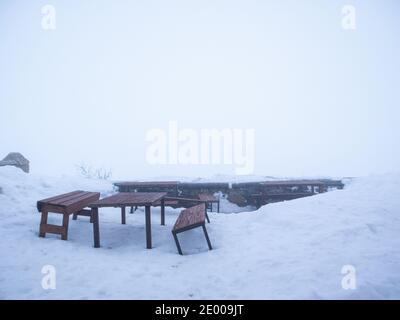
(89, 192, 167, 208)
(113, 181, 179, 187)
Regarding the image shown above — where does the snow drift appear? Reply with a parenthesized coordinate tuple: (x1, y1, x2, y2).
(1, 166, 400, 299)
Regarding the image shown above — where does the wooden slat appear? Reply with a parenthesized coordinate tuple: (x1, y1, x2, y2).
(173, 204, 205, 232)
(37, 191, 100, 212)
(65, 193, 101, 214)
(41, 224, 64, 235)
(49, 191, 90, 206)
(37, 190, 83, 211)
(60, 192, 96, 207)
(39, 191, 91, 207)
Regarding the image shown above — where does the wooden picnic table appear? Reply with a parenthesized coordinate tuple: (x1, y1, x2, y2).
(198, 193, 220, 212)
(88, 192, 167, 249)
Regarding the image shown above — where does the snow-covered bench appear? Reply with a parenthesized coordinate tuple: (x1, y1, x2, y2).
(171, 203, 212, 255)
(37, 190, 100, 241)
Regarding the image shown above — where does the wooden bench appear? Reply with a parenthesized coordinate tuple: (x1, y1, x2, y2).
(37, 190, 100, 240)
(171, 203, 212, 255)
(163, 197, 210, 223)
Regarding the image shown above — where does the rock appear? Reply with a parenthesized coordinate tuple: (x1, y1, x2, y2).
(0, 152, 30, 173)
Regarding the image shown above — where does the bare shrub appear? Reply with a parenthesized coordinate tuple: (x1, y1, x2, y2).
(76, 163, 112, 180)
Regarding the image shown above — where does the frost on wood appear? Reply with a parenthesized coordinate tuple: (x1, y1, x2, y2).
(0, 152, 29, 173)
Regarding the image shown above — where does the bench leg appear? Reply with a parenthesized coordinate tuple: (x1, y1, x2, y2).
(172, 231, 183, 255)
(202, 224, 212, 250)
(39, 210, 48, 237)
(130, 206, 138, 214)
(92, 208, 100, 248)
(217, 201, 220, 213)
(161, 198, 165, 226)
(121, 206, 126, 224)
(61, 213, 69, 240)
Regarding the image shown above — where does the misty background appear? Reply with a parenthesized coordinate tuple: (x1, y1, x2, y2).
(1, 0, 399, 179)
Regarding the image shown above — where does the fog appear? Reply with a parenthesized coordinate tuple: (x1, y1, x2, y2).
(1, 0, 399, 179)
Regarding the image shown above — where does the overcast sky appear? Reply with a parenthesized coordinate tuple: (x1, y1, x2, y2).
(1, 0, 399, 179)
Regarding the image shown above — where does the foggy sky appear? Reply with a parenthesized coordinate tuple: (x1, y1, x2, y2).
(1, 0, 399, 179)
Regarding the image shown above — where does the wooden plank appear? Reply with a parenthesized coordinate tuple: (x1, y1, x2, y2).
(37, 190, 82, 203)
(41, 224, 64, 235)
(37, 190, 83, 211)
(45, 191, 91, 206)
(64, 193, 100, 214)
(59, 192, 98, 207)
(40, 203, 70, 214)
(37, 191, 99, 212)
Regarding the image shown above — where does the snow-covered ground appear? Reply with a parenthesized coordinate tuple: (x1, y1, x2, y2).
(1, 166, 400, 299)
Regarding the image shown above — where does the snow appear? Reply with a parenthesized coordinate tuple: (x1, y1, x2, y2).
(1, 166, 400, 299)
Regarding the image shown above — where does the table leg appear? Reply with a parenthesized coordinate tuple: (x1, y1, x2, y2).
(92, 208, 100, 248)
(121, 206, 126, 224)
(61, 213, 69, 240)
(161, 198, 165, 226)
(145, 205, 152, 249)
